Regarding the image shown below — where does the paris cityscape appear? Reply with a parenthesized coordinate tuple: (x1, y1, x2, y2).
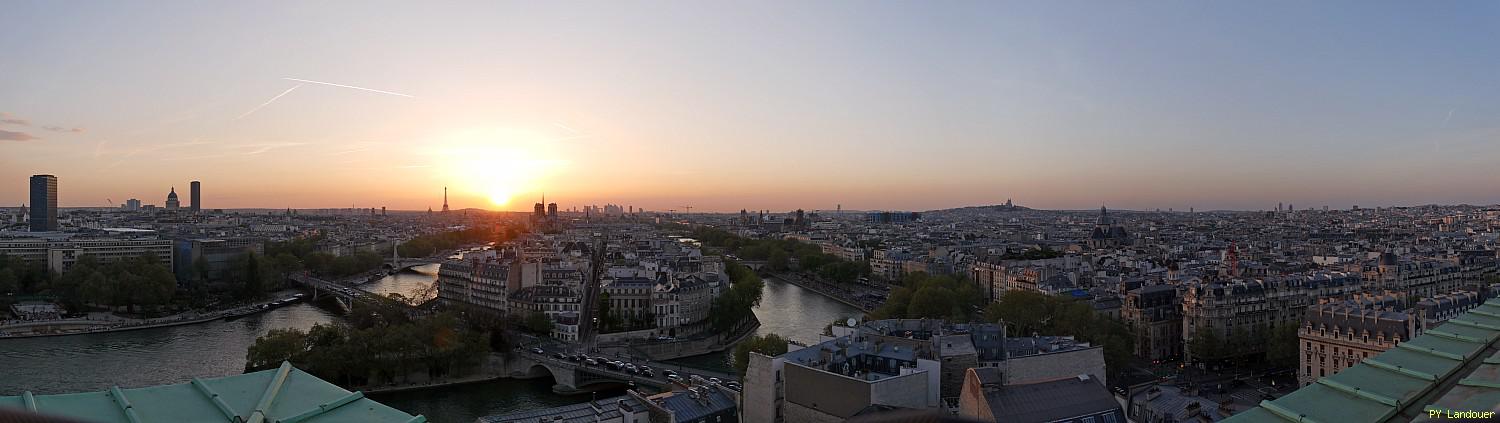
(4, 2, 1500, 423)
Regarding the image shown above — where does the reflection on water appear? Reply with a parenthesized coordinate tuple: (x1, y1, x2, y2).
(361, 264, 439, 302)
(668, 276, 863, 373)
(0, 270, 861, 422)
(0, 302, 340, 395)
(753, 276, 863, 345)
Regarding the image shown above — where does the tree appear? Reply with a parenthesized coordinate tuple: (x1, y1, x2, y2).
(733, 333, 790, 374)
(237, 252, 266, 300)
(523, 311, 554, 335)
(1189, 327, 1223, 363)
(80, 271, 113, 307)
(1265, 323, 1300, 368)
(0, 267, 17, 295)
(246, 328, 309, 371)
(193, 256, 210, 283)
(767, 249, 789, 272)
(907, 286, 957, 319)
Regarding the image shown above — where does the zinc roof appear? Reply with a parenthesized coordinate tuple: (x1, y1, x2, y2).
(1224, 298, 1500, 423)
(0, 362, 424, 423)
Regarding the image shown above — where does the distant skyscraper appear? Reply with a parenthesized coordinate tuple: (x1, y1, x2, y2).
(190, 181, 201, 212)
(29, 174, 57, 232)
(125, 198, 141, 210)
(165, 187, 180, 210)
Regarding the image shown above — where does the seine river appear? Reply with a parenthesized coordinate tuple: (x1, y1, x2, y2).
(0, 266, 861, 422)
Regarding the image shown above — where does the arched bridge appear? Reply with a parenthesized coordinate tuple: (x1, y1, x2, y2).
(290, 273, 397, 313)
(384, 257, 443, 272)
(514, 350, 738, 394)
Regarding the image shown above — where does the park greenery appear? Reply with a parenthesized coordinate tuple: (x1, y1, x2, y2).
(733, 333, 790, 374)
(263, 236, 383, 279)
(0, 254, 52, 297)
(982, 290, 1132, 378)
(996, 247, 1065, 261)
(689, 227, 872, 284)
(868, 272, 985, 322)
(709, 260, 765, 333)
(0, 254, 178, 314)
(521, 311, 555, 335)
(396, 227, 500, 258)
(50, 255, 177, 313)
(246, 310, 490, 387)
(1188, 323, 1299, 368)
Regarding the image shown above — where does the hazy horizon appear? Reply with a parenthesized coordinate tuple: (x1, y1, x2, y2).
(5, 1, 1499, 212)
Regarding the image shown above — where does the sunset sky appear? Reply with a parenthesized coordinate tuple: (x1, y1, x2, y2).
(3, 1, 1499, 212)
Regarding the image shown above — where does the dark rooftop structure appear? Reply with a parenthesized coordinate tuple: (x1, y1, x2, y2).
(960, 367, 1124, 423)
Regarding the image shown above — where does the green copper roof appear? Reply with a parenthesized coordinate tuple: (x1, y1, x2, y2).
(0, 362, 425, 423)
(1224, 298, 1500, 423)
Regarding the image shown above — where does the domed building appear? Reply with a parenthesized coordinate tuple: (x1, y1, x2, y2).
(165, 187, 180, 210)
(1088, 206, 1129, 249)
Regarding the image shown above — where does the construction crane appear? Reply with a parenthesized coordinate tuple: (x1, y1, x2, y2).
(680, 205, 693, 214)
(106, 198, 114, 208)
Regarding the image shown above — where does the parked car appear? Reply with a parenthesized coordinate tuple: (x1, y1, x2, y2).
(553, 352, 567, 360)
(585, 358, 599, 366)
(662, 370, 678, 378)
(567, 354, 583, 362)
(709, 377, 722, 385)
(640, 369, 654, 377)
(530, 347, 545, 354)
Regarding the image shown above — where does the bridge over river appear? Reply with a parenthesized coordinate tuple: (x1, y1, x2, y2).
(512, 348, 739, 394)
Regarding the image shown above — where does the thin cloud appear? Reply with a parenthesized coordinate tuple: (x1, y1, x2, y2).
(236, 84, 303, 120)
(230, 142, 306, 155)
(2, 112, 82, 134)
(283, 77, 413, 98)
(0, 129, 39, 141)
(0, 112, 29, 126)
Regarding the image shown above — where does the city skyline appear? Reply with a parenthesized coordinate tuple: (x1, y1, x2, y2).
(5, 1, 1500, 212)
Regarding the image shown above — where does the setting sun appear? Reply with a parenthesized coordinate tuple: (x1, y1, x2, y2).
(435, 128, 567, 208)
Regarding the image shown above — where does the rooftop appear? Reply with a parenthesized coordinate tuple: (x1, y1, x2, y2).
(0, 362, 423, 423)
(981, 375, 1123, 423)
(1224, 298, 1500, 423)
(478, 396, 644, 423)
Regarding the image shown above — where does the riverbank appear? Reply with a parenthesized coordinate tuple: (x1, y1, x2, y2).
(0, 291, 306, 339)
(361, 371, 506, 395)
(767, 272, 878, 312)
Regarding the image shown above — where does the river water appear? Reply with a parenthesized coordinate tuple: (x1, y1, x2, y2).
(0, 267, 860, 422)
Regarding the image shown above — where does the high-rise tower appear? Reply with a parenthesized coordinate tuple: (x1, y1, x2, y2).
(29, 174, 57, 232)
(442, 187, 449, 213)
(190, 181, 201, 212)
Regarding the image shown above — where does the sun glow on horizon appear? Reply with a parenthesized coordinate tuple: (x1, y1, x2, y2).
(434, 128, 568, 209)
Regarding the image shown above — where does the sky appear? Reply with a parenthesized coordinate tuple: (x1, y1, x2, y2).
(2, 1, 1499, 212)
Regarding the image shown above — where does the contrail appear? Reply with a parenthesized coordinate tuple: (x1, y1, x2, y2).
(283, 78, 414, 98)
(236, 84, 302, 120)
(1441, 108, 1455, 128)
